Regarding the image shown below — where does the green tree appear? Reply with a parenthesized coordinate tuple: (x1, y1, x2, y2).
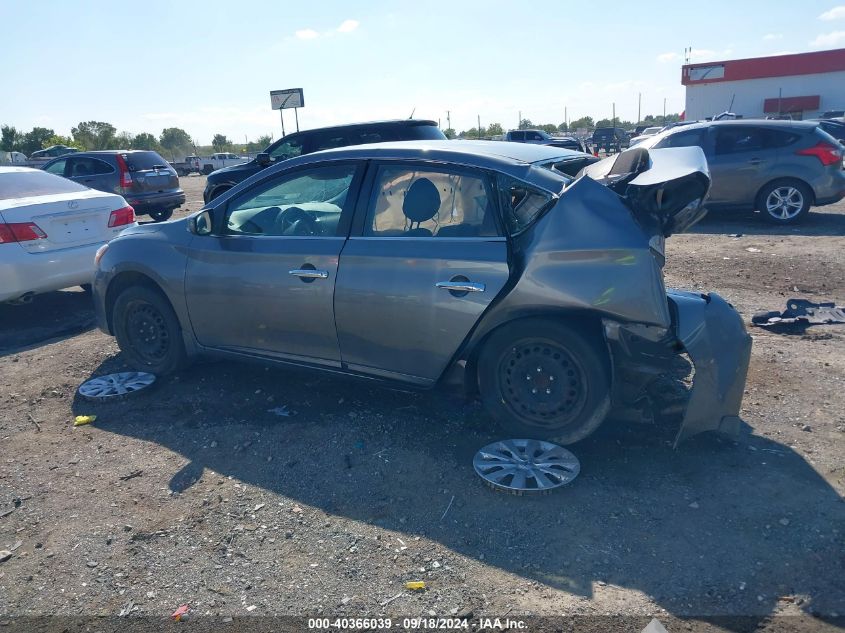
(115, 131, 134, 148)
(557, 122, 569, 132)
(159, 127, 194, 160)
(71, 121, 117, 150)
(595, 118, 614, 128)
(443, 128, 456, 139)
(539, 123, 558, 134)
(130, 132, 160, 150)
(569, 116, 594, 131)
(211, 134, 230, 152)
(20, 127, 56, 155)
(245, 134, 273, 153)
(517, 118, 534, 130)
(486, 122, 503, 136)
(1, 125, 22, 152)
(43, 134, 84, 150)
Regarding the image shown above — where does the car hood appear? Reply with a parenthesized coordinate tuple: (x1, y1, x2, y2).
(208, 160, 258, 181)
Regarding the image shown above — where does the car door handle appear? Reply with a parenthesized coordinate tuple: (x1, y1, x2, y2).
(289, 269, 328, 279)
(435, 280, 485, 293)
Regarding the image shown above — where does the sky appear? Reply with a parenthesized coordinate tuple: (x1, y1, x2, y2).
(2, 0, 845, 145)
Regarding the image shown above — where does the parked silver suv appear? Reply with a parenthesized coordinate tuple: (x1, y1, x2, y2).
(638, 120, 845, 223)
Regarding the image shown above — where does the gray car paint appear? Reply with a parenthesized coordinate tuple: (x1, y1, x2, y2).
(93, 140, 751, 444)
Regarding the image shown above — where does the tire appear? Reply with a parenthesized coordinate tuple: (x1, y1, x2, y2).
(208, 186, 231, 201)
(757, 179, 811, 224)
(112, 286, 188, 375)
(477, 318, 611, 445)
(148, 208, 173, 222)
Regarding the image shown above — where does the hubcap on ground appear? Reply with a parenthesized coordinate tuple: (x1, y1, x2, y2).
(473, 439, 580, 494)
(126, 303, 169, 363)
(765, 187, 803, 220)
(498, 340, 587, 429)
(78, 372, 156, 400)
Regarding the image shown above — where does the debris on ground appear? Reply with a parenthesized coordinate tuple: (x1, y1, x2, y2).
(406, 581, 426, 590)
(171, 604, 190, 621)
(752, 298, 845, 331)
(73, 415, 97, 427)
(0, 550, 12, 563)
(267, 405, 292, 417)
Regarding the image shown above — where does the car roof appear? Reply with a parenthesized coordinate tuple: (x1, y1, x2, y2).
(285, 119, 438, 136)
(666, 119, 818, 133)
(306, 139, 584, 165)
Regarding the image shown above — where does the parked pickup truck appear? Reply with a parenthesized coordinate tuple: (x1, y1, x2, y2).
(505, 129, 587, 153)
(197, 153, 249, 175)
(169, 156, 202, 177)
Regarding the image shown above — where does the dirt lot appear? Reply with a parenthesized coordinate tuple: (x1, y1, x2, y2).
(1, 175, 843, 632)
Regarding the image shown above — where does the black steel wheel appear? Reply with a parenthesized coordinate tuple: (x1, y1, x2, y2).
(112, 286, 187, 375)
(478, 319, 610, 444)
(148, 208, 173, 222)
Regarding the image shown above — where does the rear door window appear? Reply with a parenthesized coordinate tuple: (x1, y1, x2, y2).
(67, 157, 114, 177)
(365, 164, 499, 238)
(526, 132, 544, 141)
(714, 127, 767, 155)
(312, 132, 351, 152)
(659, 128, 705, 148)
(510, 131, 525, 141)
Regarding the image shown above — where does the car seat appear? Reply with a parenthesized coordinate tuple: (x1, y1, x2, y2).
(402, 178, 441, 237)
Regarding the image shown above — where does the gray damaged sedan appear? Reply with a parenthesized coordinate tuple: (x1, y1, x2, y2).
(92, 141, 751, 446)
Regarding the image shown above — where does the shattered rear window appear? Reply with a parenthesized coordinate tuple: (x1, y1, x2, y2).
(496, 174, 554, 235)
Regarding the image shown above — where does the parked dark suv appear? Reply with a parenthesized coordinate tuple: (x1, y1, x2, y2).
(203, 119, 445, 202)
(638, 119, 845, 223)
(592, 127, 630, 153)
(42, 150, 185, 221)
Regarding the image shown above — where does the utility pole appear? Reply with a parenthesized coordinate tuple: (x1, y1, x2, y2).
(518, 110, 522, 129)
(663, 97, 667, 123)
(478, 114, 482, 139)
(565, 106, 568, 130)
(446, 110, 451, 132)
(638, 93, 641, 124)
(612, 102, 616, 127)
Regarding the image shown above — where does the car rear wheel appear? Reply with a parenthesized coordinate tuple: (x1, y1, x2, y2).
(148, 208, 174, 222)
(757, 180, 811, 224)
(113, 286, 187, 375)
(477, 319, 611, 445)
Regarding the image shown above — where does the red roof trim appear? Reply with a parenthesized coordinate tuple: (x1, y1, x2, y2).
(682, 48, 845, 85)
(763, 95, 820, 113)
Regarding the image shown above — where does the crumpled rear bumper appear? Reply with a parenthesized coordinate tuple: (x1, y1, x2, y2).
(668, 289, 752, 446)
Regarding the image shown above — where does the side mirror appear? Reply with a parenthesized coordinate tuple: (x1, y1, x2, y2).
(256, 152, 271, 167)
(188, 209, 213, 235)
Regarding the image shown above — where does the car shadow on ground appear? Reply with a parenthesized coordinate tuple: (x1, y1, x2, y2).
(72, 356, 844, 629)
(0, 289, 95, 356)
(688, 208, 845, 237)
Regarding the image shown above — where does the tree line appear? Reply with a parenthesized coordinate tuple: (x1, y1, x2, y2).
(449, 113, 683, 139)
(1, 122, 273, 160)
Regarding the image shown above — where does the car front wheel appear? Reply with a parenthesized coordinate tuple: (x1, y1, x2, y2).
(757, 180, 811, 224)
(113, 286, 187, 375)
(477, 319, 610, 445)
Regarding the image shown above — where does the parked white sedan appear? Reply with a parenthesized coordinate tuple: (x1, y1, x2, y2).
(0, 167, 136, 304)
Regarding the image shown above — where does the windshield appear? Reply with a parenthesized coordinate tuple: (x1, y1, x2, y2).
(0, 170, 89, 200)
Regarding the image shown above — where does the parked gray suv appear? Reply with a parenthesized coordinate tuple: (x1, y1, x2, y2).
(41, 150, 185, 222)
(638, 120, 845, 223)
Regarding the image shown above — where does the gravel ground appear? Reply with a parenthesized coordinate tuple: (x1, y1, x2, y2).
(0, 175, 843, 632)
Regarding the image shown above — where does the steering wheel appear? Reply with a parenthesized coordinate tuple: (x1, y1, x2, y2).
(275, 206, 319, 236)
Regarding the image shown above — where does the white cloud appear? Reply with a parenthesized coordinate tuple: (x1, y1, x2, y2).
(656, 52, 680, 63)
(763, 33, 782, 40)
(819, 5, 845, 20)
(337, 19, 359, 33)
(810, 30, 845, 47)
(295, 28, 319, 40)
